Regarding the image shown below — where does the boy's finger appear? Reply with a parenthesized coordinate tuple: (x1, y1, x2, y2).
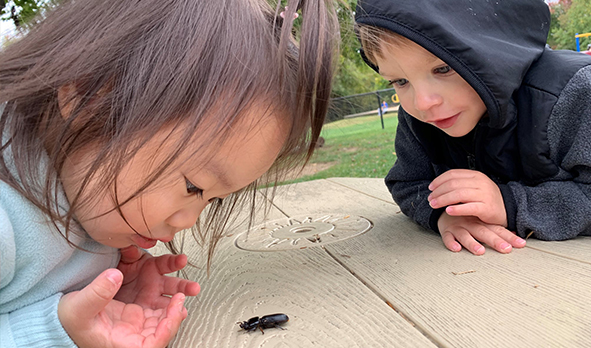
(468, 225, 512, 254)
(491, 225, 526, 248)
(429, 169, 477, 190)
(452, 227, 486, 255)
(429, 188, 481, 208)
(428, 178, 482, 199)
(67, 269, 123, 321)
(445, 202, 488, 219)
(440, 231, 462, 252)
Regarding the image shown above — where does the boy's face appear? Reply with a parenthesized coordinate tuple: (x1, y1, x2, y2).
(61, 107, 287, 249)
(374, 38, 486, 137)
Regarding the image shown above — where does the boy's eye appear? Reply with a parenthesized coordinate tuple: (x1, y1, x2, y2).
(185, 177, 203, 198)
(388, 78, 408, 87)
(434, 65, 452, 74)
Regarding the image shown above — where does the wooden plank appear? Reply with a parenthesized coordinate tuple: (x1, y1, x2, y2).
(326, 177, 395, 203)
(270, 179, 591, 348)
(525, 238, 591, 264)
(153, 198, 436, 348)
(327, 179, 591, 264)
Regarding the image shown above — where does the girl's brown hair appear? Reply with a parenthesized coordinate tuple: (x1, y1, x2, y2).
(0, 0, 339, 268)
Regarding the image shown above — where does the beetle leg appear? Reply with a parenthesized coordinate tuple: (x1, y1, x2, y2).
(259, 326, 265, 334)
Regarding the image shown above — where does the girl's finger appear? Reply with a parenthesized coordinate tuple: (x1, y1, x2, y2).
(146, 293, 187, 348)
(164, 294, 187, 333)
(161, 277, 201, 297)
(154, 254, 188, 275)
(62, 269, 123, 322)
(119, 245, 146, 264)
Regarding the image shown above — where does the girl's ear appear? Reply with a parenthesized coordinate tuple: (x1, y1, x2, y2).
(57, 84, 81, 120)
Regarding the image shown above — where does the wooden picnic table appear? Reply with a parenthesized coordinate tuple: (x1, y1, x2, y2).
(154, 177, 591, 348)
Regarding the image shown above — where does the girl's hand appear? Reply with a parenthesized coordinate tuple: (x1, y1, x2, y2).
(58, 269, 187, 348)
(428, 169, 507, 227)
(437, 213, 525, 255)
(115, 246, 200, 308)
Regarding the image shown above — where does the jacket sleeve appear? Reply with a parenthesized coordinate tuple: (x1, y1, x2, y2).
(385, 110, 444, 232)
(0, 206, 77, 348)
(502, 65, 591, 240)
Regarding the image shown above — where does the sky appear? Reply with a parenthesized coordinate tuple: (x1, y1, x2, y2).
(0, 1, 17, 41)
(0, 19, 15, 36)
(0, 19, 16, 46)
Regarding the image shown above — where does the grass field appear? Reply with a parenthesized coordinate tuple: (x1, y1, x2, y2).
(283, 112, 399, 184)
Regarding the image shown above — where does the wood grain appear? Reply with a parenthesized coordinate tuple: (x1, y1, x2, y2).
(270, 179, 591, 347)
(326, 177, 395, 203)
(153, 192, 435, 348)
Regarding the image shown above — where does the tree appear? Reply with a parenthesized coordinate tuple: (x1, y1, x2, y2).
(548, 0, 591, 50)
(1, 0, 57, 30)
(331, 0, 389, 97)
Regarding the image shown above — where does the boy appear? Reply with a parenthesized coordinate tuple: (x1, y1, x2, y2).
(355, 0, 591, 255)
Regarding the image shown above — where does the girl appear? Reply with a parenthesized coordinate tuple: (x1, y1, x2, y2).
(0, 0, 338, 347)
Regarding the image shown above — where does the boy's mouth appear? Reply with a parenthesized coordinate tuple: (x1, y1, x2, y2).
(431, 113, 459, 129)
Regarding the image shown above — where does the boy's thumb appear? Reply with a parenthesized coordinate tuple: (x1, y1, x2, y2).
(70, 269, 123, 320)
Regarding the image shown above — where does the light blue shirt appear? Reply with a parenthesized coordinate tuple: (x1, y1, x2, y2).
(0, 118, 120, 347)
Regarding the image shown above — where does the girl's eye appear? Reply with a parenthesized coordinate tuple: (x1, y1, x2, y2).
(185, 177, 203, 198)
(388, 78, 408, 87)
(434, 65, 452, 74)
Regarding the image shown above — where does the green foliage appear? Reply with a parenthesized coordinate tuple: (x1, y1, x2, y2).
(548, 0, 591, 50)
(1, 0, 59, 30)
(331, 0, 389, 97)
(2, 0, 38, 28)
(282, 113, 398, 184)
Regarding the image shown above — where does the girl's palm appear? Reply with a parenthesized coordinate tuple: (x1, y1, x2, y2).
(58, 269, 187, 348)
(96, 294, 185, 348)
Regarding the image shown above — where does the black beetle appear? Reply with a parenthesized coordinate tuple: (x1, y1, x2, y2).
(237, 313, 289, 334)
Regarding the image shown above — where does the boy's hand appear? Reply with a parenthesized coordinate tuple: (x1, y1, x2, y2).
(115, 246, 200, 309)
(437, 213, 525, 255)
(428, 169, 507, 227)
(58, 269, 188, 348)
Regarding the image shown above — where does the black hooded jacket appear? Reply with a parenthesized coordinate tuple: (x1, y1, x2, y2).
(356, 0, 591, 239)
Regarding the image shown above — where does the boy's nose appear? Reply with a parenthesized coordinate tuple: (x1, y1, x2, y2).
(413, 89, 443, 112)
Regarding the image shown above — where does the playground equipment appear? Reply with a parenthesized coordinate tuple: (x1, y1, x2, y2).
(575, 32, 591, 52)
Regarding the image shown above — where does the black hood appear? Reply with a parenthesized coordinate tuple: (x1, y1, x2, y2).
(355, 0, 551, 129)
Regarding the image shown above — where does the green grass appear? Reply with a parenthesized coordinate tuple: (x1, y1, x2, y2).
(283, 112, 399, 184)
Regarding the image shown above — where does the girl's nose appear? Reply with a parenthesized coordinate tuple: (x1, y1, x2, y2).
(165, 204, 205, 231)
(414, 88, 443, 111)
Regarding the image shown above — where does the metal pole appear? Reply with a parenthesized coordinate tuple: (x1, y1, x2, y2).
(376, 92, 384, 130)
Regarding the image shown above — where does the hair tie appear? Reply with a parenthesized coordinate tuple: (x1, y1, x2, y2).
(280, 6, 299, 20)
